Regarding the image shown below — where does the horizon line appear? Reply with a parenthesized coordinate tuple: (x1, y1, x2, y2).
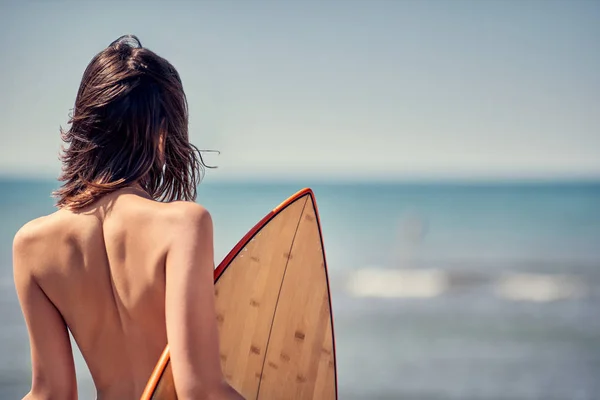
(1, 173, 600, 186)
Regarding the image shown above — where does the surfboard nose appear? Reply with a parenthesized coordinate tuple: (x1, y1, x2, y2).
(143, 189, 337, 400)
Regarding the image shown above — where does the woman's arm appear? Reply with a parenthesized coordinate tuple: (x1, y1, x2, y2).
(165, 203, 244, 400)
(13, 227, 78, 400)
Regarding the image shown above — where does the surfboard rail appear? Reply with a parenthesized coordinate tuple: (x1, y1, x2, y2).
(140, 187, 338, 400)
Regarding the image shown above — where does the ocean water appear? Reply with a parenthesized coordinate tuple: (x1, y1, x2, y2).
(1, 179, 600, 399)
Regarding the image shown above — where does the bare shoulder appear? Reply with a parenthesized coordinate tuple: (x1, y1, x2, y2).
(162, 201, 213, 235)
(13, 213, 60, 255)
(12, 211, 68, 274)
(145, 201, 213, 260)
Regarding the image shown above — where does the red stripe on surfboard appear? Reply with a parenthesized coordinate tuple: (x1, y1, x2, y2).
(307, 191, 339, 400)
(140, 187, 338, 400)
(139, 345, 170, 399)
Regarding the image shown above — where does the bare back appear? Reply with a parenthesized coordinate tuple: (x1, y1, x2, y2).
(14, 189, 223, 399)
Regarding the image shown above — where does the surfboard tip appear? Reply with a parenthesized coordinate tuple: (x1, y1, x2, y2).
(273, 188, 314, 213)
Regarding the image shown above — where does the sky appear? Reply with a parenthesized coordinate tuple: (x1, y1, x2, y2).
(0, 0, 598, 181)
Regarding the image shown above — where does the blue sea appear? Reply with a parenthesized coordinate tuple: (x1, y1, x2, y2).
(1, 179, 600, 399)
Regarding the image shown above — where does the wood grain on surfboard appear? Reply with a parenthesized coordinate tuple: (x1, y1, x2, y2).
(140, 188, 338, 400)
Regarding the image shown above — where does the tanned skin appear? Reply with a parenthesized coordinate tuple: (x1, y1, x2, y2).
(13, 186, 244, 400)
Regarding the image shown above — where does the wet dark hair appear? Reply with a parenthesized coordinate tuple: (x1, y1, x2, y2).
(54, 34, 206, 209)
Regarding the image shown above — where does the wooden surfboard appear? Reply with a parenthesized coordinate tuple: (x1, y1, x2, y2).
(140, 188, 338, 399)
